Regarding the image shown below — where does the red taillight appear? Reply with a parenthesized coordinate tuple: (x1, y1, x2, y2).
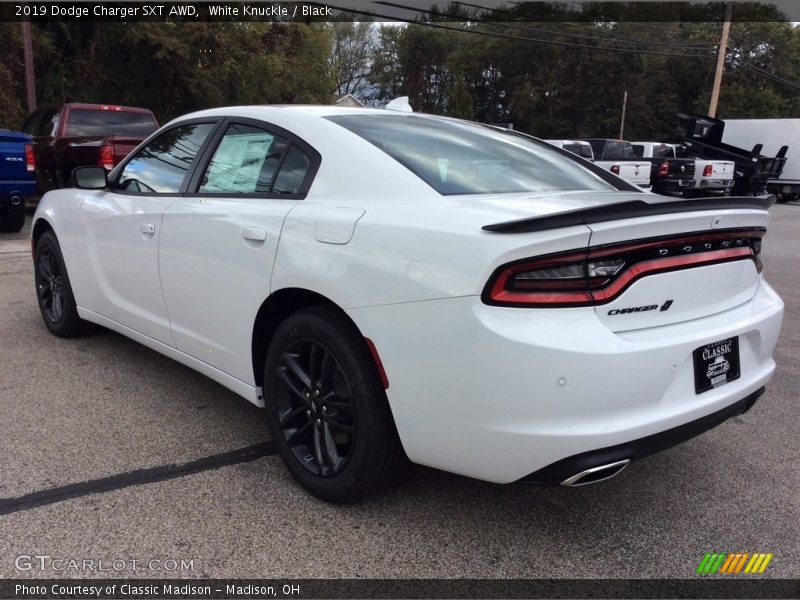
(98, 145, 115, 171)
(658, 161, 670, 177)
(703, 164, 713, 177)
(25, 143, 35, 172)
(483, 229, 764, 308)
(610, 165, 620, 175)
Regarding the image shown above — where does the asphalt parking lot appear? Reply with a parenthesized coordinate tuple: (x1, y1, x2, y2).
(0, 201, 798, 580)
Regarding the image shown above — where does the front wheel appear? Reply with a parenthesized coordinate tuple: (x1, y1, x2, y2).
(34, 230, 91, 337)
(264, 306, 406, 502)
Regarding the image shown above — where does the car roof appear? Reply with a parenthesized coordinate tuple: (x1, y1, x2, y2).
(175, 105, 415, 121)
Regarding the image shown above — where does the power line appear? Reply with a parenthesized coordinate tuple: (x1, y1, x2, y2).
(361, 5, 800, 91)
(451, 2, 712, 49)
(369, 2, 715, 58)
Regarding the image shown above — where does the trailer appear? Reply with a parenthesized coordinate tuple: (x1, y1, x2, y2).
(722, 118, 800, 202)
(676, 113, 787, 198)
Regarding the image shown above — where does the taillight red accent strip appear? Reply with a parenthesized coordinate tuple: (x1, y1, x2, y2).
(590, 247, 752, 302)
(484, 229, 763, 308)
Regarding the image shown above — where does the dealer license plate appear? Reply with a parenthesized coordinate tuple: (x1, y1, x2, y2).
(693, 337, 741, 394)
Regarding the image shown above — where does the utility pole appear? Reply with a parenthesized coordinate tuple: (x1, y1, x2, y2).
(21, 20, 36, 113)
(708, 2, 733, 118)
(619, 90, 628, 140)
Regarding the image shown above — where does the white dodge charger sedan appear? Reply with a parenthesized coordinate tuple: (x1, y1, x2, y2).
(31, 104, 784, 502)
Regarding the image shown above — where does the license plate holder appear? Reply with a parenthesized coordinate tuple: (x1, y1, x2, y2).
(693, 337, 741, 394)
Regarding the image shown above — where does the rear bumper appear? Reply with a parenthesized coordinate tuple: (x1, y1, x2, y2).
(653, 178, 694, 194)
(696, 179, 735, 191)
(348, 278, 784, 484)
(522, 386, 764, 485)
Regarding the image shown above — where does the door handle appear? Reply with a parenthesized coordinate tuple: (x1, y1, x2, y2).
(242, 227, 267, 242)
(140, 223, 155, 235)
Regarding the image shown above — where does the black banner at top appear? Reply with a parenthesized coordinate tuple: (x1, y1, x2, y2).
(0, 1, 798, 23)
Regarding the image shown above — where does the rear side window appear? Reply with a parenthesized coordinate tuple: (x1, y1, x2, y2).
(200, 124, 287, 193)
(272, 146, 312, 194)
(327, 115, 613, 195)
(116, 123, 215, 194)
(198, 123, 313, 195)
(65, 109, 158, 137)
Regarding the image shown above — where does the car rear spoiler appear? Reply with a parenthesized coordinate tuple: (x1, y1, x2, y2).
(482, 195, 775, 234)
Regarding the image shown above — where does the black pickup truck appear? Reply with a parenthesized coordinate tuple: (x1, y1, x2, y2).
(630, 141, 695, 196)
(676, 113, 787, 196)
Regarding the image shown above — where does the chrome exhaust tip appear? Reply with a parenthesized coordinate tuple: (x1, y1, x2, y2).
(560, 459, 631, 487)
(10, 195, 22, 206)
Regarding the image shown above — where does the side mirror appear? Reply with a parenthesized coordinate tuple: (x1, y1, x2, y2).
(73, 166, 108, 190)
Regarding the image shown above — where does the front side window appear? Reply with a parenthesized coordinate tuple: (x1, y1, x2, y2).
(328, 115, 614, 195)
(116, 123, 215, 194)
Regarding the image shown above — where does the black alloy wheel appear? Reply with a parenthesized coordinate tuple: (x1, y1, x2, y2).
(275, 338, 356, 477)
(33, 230, 89, 337)
(36, 245, 66, 324)
(264, 306, 407, 502)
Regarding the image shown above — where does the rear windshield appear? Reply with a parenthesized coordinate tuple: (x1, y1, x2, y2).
(65, 109, 158, 137)
(327, 115, 614, 195)
(652, 145, 674, 158)
(601, 141, 636, 160)
(563, 143, 593, 159)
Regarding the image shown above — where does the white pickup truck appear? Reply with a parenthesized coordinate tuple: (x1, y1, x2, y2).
(666, 143, 734, 196)
(544, 139, 595, 161)
(584, 139, 652, 189)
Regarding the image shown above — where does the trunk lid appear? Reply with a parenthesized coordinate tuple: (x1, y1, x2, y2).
(694, 159, 734, 183)
(479, 195, 770, 332)
(597, 161, 651, 187)
(588, 209, 767, 332)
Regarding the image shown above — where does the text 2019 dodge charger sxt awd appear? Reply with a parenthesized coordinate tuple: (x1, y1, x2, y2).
(31, 105, 784, 502)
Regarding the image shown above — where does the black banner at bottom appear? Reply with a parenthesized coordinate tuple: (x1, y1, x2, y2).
(3, 579, 800, 599)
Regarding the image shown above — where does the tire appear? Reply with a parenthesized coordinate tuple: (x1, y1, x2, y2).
(34, 230, 91, 337)
(0, 202, 26, 233)
(264, 306, 406, 503)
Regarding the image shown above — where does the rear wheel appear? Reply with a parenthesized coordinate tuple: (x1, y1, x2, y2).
(264, 306, 406, 502)
(0, 202, 25, 233)
(34, 230, 91, 337)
